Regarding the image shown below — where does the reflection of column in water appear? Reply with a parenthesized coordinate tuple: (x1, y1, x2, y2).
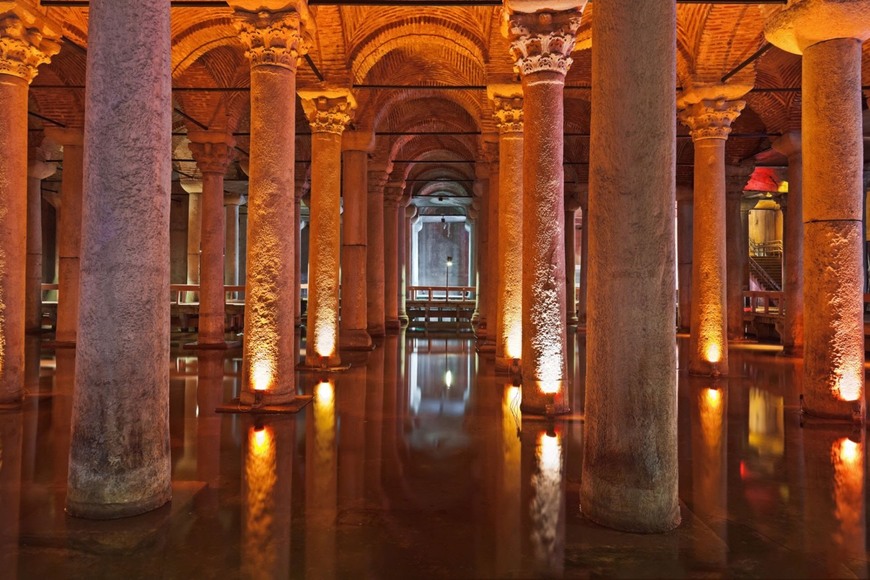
(306, 380, 337, 580)
(175, 374, 199, 480)
(523, 427, 565, 577)
(241, 419, 292, 580)
(338, 365, 367, 508)
(831, 437, 865, 568)
(196, 353, 224, 509)
(496, 386, 522, 577)
(53, 349, 75, 514)
(0, 413, 23, 578)
(691, 385, 727, 566)
(364, 344, 385, 502)
(22, 337, 41, 483)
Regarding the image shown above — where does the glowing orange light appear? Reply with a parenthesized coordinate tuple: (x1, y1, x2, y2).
(251, 359, 273, 391)
(838, 438, 861, 466)
(538, 380, 561, 395)
(244, 424, 277, 574)
(836, 374, 861, 402)
(314, 322, 336, 359)
(505, 327, 522, 360)
(538, 432, 561, 472)
(252, 426, 270, 456)
(832, 437, 864, 554)
(315, 380, 334, 406)
(704, 342, 721, 364)
(704, 387, 722, 407)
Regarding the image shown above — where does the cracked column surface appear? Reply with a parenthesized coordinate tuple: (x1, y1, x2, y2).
(679, 84, 749, 377)
(340, 131, 374, 350)
(383, 185, 403, 331)
(583, 0, 680, 533)
(25, 159, 56, 334)
(676, 185, 694, 333)
(0, 3, 59, 405)
(505, 3, 581, 413)
(66, 0, 171, 518)
(300, 89, 354, 366)
(189, 130, 235, 346)
(725, 163, 754, 342)
(489, 87, 524, 373)
(766, 0, 870, 420)
(366, 167, 388, 336)
(773, 132, 804, 358)
(231, 1, 312, 404)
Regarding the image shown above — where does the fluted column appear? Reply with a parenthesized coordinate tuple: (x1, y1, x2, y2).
(0, 5, 59, 405)
(230, 1, 312, 404)
(565, 190, 581, 326)
(679, 85, 748, 376)
(188, 130, 235, 347)
(773, 132, 804, 358)
(367, 167, 388, 336)
(66, 0, 171, 518)
(676, 184, 694, 332)
(505, 4, 582, 413)
(225, 193, 245, 287)
(583, 0, 679, 533)
(725, 162, 754, 342)
(383, 185, 403, 331)
(766, 1, 870, 420)
(26, 158, 56, 333)
(488, 86, 524, 372)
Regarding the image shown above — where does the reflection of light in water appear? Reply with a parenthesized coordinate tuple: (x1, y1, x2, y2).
(445, 369, 453, 389)
(531, 432, 563, 574)
(748, 388, 784, 457)
(700, 388, 723, 448)
(314, 381, 335, 483)
(244, 424, 277, 576)
(832, 437, 864, 554)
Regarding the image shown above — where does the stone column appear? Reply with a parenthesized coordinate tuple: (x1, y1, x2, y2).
(366, 167, 388, 336)
(766, 1, 870, 420)
(66, 0, 170, 518)
(676, 184, 694, 332)
(474, 175, 489, 337)
(340, 131, 374, 350)
(230, 1, 312, 404)
(505, 4, 582, 413)
(383, 184, 403, 331)
(488, 86, 524, 373)
(299, 89, 354, 367)
(725, 162, 754, 342)
(188, 130, 235, 347)
(183, 179, 202, 301)
(479, 143, 499, 352)
(225, 193, 244, 288)
(26, 158, 56, 333)
(0, 5, 59, 406)
(565, 190, 581, 326)
(577, 186, 589, 328)
(679, 85, 748, 376)
(582, 0, 680, 533)
(399, 202, 416, 326)
(773, 132, 804, 357)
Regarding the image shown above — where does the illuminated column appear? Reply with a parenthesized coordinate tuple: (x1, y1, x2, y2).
(366, 167, 388, 336)
(340, 131, 374, 350)
(488, 86, 524, 373)
(66, 0, 171, 518)
(564, 190, 580, 326)
(231, 2, 311, 403)
(225, 193, 244, 287)
(577, 187, 589, 328)
(26, 158, 56, 333)
(505, 3, 583, 412)
(299, 89, 354, 367)
(583, 0, 680, 532)
(188, 130, 235, 346)
(480, 142, 499, 351)
(725, 162, 753, 342)
(294, 179, 307, 326)
(676, 184, 694, 332)
(0, 4, 59, 405)
(766, 1, 869, 419)
(690, 383, 728, 566)
(773, 132, 804, 357)
(679, 85, 748, 376)
(399, 201, 415, 326)
(185, 182, 202, 304)
(474, 174, 490, 338)
(383, 185, 403, 331)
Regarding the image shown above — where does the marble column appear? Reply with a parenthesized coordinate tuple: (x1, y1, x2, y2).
(582, 0, 680, 533)
(565, 190, 581, 326)
(188, 130, 235, 347)
(184, 179, 202, 301)
(474, 174, 489, 338)
(505, 4, 582, 413)
(230, 1, 312, 404)
(479, 143, 499, 352)
(676, 184, 694, 333)
(577, 187, 589, 328)
(26, 158, 56, 333)
(488, 86, 524, 373)
(299, 89, 354, 367)
(225, 193, 245, 288)
(340, 131, 374, 350)
(725, 163, 754, 342)
(383, 184, 403, 331)
(366, 168, 388, 336)
(773, 132, 804, 358)
(66, 0, 171, 518)
(766, 1, 870, 420)
(679, 84, 748, 377)
(0, 4, 59, 405)
(399, 201, 415, 326)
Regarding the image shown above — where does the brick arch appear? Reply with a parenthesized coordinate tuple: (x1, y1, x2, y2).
(171, 16, 241, 80)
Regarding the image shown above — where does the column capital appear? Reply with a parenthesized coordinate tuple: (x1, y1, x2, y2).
(298, 88, 355, 135)
(503, 6, 585, 78)
(225, 193, 246, 206)
(180, 178, 203, 195)
(228, 2, 313, 70)
(678, 99, 746, 142)
(488, 84, 524, 134)
(43, 126, 83, 148)
(188, 130, 236, 174)
(772, 130, 802, 160)
(28, 159, 56, 180)
(765, 0, 870, 55)
(384, 183, 405, 206)
(725, 162, 756, 198)
(368, 170, 388, 195)
(0, 3, 61, 83)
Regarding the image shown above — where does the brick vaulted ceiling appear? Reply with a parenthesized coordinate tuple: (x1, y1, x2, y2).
(27, 2, 870, 209)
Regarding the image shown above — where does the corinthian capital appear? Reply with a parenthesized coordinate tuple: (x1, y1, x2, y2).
(0, 3, 61, 83)
(228, 2, 313, 71)
(488, 84, 524, 134)
(678, 82, 750, 142)
(504, 8, 584, 77)
(298, 88, 355, 135)
(188, 130, 236, 174)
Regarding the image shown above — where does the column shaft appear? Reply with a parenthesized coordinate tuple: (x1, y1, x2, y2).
(52, 131, 84, 346)
(565, 206, 578, 325)
(480, 161, 499, 352)
(225, 200, 240, 287)
(780, 146, 804, 357)
(577, 200, 589, 327)
(26, 161, 55, 333)
(726, 189, 745, 341)
(366, 180, 386, 336)
(198, 172, 226, 344)
(340, 145, 372, 350)
(383, 195, 401, 330)
(677, 192, 694, 332)
(186, 190, 202, 295)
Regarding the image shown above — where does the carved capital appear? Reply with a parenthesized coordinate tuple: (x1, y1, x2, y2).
(231, 8, 311, 71)
(298, 89, 355, 135)
(678, 99, 745, 142)
(506, 9, 583, 78)
(188, 130, 236, 174)
(490, 89, 524, 134)
(0, 4, 61, 83)
(384, 184, 405, 206)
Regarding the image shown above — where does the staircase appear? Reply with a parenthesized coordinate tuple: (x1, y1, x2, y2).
(749, 255, 782, 291)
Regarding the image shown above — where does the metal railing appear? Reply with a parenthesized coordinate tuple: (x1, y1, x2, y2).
(749, 239, 783, 257)
(749, 256, 781, 291)
(743, 291, 784, 318)
(407, 286, 476, 302)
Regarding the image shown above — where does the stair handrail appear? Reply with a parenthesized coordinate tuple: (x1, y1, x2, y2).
(749, 256, 781, 291)
(749, 239, 783, 257)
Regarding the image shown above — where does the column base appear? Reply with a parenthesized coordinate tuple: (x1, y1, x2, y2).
(385, 319, 401, 332)
(688, 359, 727, 378)
(800, 394, 864, 424)
(66, 488, 172, 521)
(367, 323, 386, 337)
(580, 473, 681, 534)
(520, 386, 570, 416)
(476, 339, 496, 354)
(568, 314, 579, 326)
(297, 362, 352, 373)
(339, 329, 374, 351)
(183, 340, 242, 350)
(399, 314, 409, 326)
(217, 393, 313, 415)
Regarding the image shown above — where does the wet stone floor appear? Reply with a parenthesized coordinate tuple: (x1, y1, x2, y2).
(1, 333, 869, 578)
